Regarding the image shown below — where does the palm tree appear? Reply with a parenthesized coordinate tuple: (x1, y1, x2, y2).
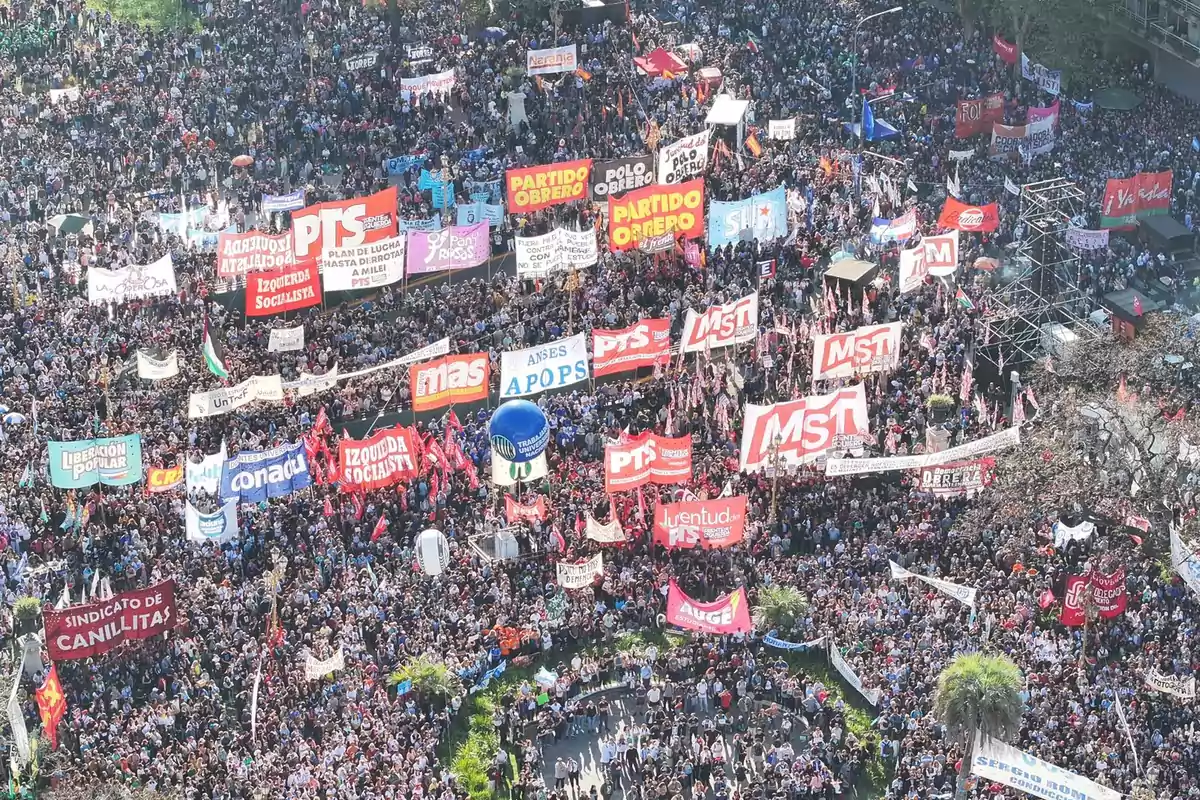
(752, 584, 809, 633)
(933, 653, 1024, 799)
(387, 654, 459, 701)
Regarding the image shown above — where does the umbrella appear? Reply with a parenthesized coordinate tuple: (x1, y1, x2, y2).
(231, 154, 254, 168)
(0, 405, 8, 415)
(974, 257, 1000, 271)
(47, 214, 94, 238)
(482, 26, 507, 40)
(3, 412, 26, 425)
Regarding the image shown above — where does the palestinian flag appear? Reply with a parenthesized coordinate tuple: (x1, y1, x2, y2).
(955, 287, 976, 311)
(745, 34, 761, 53)
(203, 318, 230, 379)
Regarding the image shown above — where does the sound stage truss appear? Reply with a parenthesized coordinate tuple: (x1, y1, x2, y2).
(975, 177, 1104, 370)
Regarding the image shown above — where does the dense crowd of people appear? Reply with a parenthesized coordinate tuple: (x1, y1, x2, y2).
(0, 0, 1198, 798)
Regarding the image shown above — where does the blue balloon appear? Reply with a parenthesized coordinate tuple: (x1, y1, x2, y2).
(488, 400, 549, 463)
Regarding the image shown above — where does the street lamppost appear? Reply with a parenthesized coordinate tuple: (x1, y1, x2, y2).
(851, 6, 904, 125)
(769, 434, 783, 524)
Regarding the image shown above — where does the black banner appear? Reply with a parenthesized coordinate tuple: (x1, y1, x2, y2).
(591, 155, 656, 201)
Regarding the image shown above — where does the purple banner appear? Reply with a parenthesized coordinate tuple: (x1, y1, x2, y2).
(406, 224, 490, 275)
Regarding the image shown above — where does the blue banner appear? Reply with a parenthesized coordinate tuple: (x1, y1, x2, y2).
(262, 190, 306, 213)
(707, 186, 788, 248)
(186, 225, 236, 252)
(385, 154, 427, 176)
(48, 435, 143, 489)
(219, 440, 311, 504)
(763, 632, 827, 651)
(456, 202, 504, 228)
(398, 216, 443, 232)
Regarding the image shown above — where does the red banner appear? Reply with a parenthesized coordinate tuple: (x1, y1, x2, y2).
(740, 385, 870, 471)
(918, 458, 995, 496)
(665, 580, 752, 634)
(955, 93, 1004, 138)
(937, 198, 1000, 232)
(338, 427, 420, 490)
(1061, 569, 1127, 626)
(653, 496, 748, 550)
(506, 495, 548, 523)
(216, 231, 295, 278)
(992, 34, 1017, 64)
(1137, 170, 1173, 218)
(506, 159, 593, 213)
(409, 354, 490, 412)
(593, 319, 671, 377)
(290, 186, 398, 259)
(604, 432, 693, 492)
(246, 262, 323, 316)
(43, 580, 177, 660)
(1102, 171, 1173, 228)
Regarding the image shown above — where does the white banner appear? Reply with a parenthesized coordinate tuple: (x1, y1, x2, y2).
(948, 148, 975, 161)
(888, 561, 977, 608)
(657, 130, 710, 185)
(283, 365, 339, 397)
(586, 515, 625, 543)
(186, 442, 226, 495)
(395, 338, 451, 368)
(136, 350, 179, 380)
(322, 236, 406, 291)
(680, 292, 759, 353)
(557, 553, 603, 589)
(1171, 526, 1200, 598)
(400, 69, 456, 97)
(828, 641, 882, 706)
(185, 499, 239, 543)
(971, 732, 1121, 800)
(526, 44, 577, 76)
(304, 647, 346, 681)
(514, 228, 598, 278)
(87, 253, 177, 305)
(1066, 227, 1110, 251)
(188, 375, 284, 419)
(268, 326, 305, 353)
(500, 333, 589, 398)
(768, 119, 796, 140)
(492, 452, 549, 486)
(825, 426, 1021, 476)
(1144, 668, 1196, 699)
(740, 385, 870, 472)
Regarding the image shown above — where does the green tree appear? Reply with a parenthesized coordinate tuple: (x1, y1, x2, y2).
(933, 653, 1024, 799)
(752, 584, 809, 633)
(387, 654, 459, 699)
(979, 0, 1106, 84)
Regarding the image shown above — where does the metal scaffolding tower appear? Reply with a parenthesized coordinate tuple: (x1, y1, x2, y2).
(976, 177, 1103, 370)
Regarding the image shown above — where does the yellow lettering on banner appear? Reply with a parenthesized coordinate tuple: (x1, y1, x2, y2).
(512, 181, 587, 209)
(609, 188, 704, 247)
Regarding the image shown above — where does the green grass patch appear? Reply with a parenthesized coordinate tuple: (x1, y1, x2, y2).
(613, 629, 687, 656)
(85, 0, 199, 30)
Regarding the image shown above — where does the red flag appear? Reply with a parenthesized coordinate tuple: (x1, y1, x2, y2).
(352, 492, 365, 521)
(371, 515, 388, 542)
(552, 527, 566, 552)
(636, 486, 647, 523)
(1133, 295, 1143, 316)
(314, 406, 332, 436)
(447, 409, 463, 432)
(1038, 589, 1055, 609)
(323, 498, 334, 517)
(35, 664, 67, 749)
(609, 495, 619, 524)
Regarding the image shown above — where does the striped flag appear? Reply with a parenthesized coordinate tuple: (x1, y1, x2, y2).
(955, 287, 975, 310)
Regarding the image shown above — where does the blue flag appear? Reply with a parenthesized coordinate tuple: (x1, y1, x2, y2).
(861, 97, 876, 142)
(1193, 136, 1199, 152)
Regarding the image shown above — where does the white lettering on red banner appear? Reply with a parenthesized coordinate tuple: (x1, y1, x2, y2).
(604, 432, 693, 492)
(740, 384, 870, 472)
(811, 323, 902, 381)
(338, 427, 419, 490)
(680, 292, 759, 353)
(593, 319, 671, 377)
(653, 496, 748, 549)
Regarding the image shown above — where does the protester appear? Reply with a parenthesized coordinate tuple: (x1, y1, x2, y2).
(0, 0, 1198, 799)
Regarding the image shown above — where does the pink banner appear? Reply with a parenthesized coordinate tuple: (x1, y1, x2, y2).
(1027, 100, 1060, 125)
(665, 580, 753, 634)
(406, 223, 491, 275)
